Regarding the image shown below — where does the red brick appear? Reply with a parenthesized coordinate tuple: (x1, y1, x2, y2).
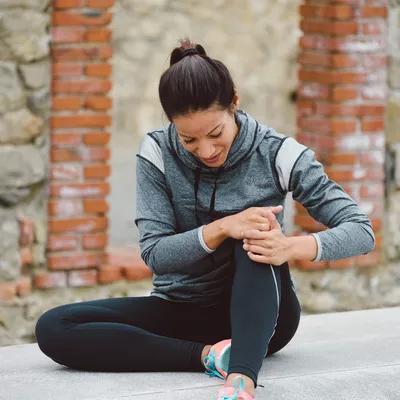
(294, 215, 327, 232)
(48, 199, 83, 216)
(328, 258, 355, 268)
(122, 265, 153, 281)
(51, 133, 81, 147)
(84, 164, 111, 179)
(51, 182, 110, 198)
(359, 6, 388, 18)
(326, 153, 357, 165)
(297, 101, 314, 116)
(332, 54, 359, 68)
(331, 120, 357, 134)
(301, 20, 358, 35)
(51, 114, 111, 129)
(83, 132, 110, 146)
(295, 259, 327, 270)
(48, 235, 79, 251)
(86, 28, 112, 42)
(360, 105, 386, 116)
(68, 269, 98, 287)
(51, 147, 110, 162)
(52, 80, 112, 94)
(49, 217, 108, 233)
(299, 69, 367, 85)
(375, 234, 383, 250)
(361, 119, 385, 131)
(296, 132, 315, 148)
(298, 83, 330, 100)
(331, 87, 358, 101)
(87, 0, 115, 7)
(52, 46, 113, 61)
(84, 97, 112, 110)
(315, 103, 360, 117)
(51, 27, 84, 43)
(298, 116, 331, 133)
(362, 21, 384, 35)
(86, 63, 112, 77)
(325, 167, 384, 182)
(49, 253, 105, 270)
(319, 4, 354, 18)
(300, 35, 385, 53)
(83, 233, 108, 249)
(298, 52, 331, 68)
(20, 247, 33, 266)
(370, 217, 383, 231)
(53, 63, 83, 77)
(300, 5, 318, 17)
(34, 272, 67, 289)
(83, 199, 109, 213)
(51, 165, 81, 181)
(98, 265, 122, 284)
(0, 282, 17, 301)
(52, 11, 112, 26)
(20, 218, 35, 246)
(53, 0, 84, 7)
(52, 97, 82, 110)
(355, 251, 382, 267)
(17, 277, 32, 297)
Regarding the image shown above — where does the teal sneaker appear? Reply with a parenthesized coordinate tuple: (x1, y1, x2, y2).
(203, 339, 231, 380)
(218, 376, 254, 400)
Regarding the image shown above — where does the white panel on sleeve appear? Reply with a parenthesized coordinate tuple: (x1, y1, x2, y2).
(275, 138, 307, 192)
(139, 135, 165, 174)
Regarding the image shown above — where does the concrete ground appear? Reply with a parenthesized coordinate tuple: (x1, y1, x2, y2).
(0, 307, 399, 400)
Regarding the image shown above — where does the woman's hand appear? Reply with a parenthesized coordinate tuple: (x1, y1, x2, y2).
(221, 205, 283, 240)
(242, 209, 292, 266)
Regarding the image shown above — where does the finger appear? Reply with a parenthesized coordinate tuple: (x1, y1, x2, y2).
(243, 243, 267, 255)
(242, 230, 270, 239)
(266, 210, 281, 230)
(268, 205, 283, 215)
(247, 252, 272, 265)
(256, 222, 271, 231)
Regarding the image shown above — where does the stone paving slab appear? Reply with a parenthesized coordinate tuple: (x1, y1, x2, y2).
(0, 307, 399, 400)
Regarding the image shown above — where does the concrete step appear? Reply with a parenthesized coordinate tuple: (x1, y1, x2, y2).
(0, 307, 399, 400)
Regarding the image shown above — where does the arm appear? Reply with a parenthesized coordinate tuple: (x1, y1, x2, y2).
(135, 135, 228, 275)
(276, 137, 375, 262)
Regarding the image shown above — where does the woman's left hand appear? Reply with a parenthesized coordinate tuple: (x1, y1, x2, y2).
(242, 209, 292, 266)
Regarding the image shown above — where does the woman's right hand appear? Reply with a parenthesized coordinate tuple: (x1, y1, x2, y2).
(221, 205, 283, 240)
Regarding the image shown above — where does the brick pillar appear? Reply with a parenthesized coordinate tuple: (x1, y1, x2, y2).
(43, 0, 114, 288)
(295, 0, 387, 269)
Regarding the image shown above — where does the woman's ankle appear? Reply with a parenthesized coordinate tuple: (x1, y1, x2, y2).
(225, 373, 255, 397)
(201, 345, 212, 365)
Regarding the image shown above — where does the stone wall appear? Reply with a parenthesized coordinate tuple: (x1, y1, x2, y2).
(0, 1, 50, 297)
(109, 0, 301, 244)
(386, 0, 400, 261)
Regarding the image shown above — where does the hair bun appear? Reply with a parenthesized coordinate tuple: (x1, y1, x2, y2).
(169, 39, 207, 66)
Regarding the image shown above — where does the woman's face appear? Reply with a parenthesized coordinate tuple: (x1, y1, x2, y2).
(173, 104, 239, 168)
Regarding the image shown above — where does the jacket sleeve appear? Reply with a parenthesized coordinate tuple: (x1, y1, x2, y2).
(134, 135, 213, 275)
(275, 136, 375, 262)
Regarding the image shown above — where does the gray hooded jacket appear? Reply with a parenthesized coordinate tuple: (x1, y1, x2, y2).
(135, 111, 375, 303)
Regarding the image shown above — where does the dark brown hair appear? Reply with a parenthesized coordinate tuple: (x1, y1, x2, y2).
(158, 38, 236, 121)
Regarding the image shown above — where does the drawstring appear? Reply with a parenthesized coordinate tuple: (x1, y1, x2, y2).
(194, 167, 224, 226)
(194, 167, 201, 226)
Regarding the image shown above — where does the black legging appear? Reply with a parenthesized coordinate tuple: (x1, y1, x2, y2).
(35, 241, 301, 385)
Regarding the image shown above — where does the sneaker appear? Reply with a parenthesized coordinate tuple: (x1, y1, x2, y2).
(218, 376, 254, 400)
(203, 339, 231, 380)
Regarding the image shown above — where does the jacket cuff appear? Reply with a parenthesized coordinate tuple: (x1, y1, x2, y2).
(310, 233, 322, 262)
(198, 225, 216, 253)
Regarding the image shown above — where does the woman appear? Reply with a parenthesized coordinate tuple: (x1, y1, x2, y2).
(36, 39, 375, 400)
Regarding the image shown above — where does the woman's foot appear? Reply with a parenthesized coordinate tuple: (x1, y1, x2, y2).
(218, 376, 255, 400)
(202, 339, 231, 379)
